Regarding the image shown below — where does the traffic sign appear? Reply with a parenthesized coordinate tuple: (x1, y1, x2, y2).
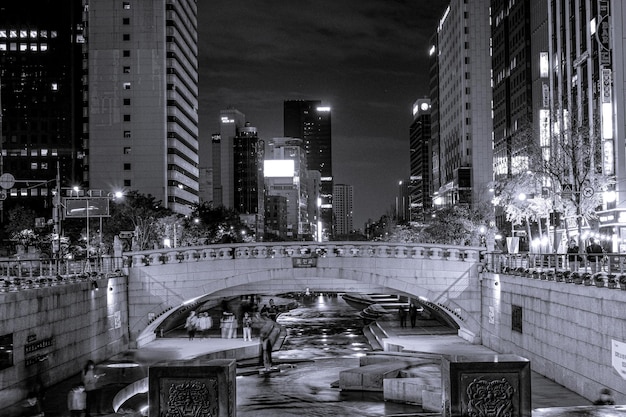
(0, 173, 15, 189)
(582, 186, 594, 198)
(561, 183, 573, 199)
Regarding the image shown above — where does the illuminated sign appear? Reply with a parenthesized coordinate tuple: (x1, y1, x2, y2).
(597, 0, 611, 66)
(539, 52, 549, 77)
(604, 140, 614, 175)
(64, 197, 110, 218)
(264, 160, 295, 177)
(316, 107, 331, 112)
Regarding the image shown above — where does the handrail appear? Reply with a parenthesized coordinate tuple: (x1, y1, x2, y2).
(123, 241, 483, 267)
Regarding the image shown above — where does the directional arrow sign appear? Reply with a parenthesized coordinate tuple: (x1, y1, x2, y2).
(612, 339, 626, 379)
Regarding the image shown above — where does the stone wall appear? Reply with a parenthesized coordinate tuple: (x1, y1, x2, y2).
(480, 273, 626, 403)
(0, 275, 129, 409)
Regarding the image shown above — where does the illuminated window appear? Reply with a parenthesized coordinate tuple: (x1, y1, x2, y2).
(123, 82, 131, 89)
(40, 44, 47, 51)
(29, 30, 37, 38)
(30, 150, 38, 157)
(124, 147, 131, 154)
(41, 149, 48, 156)
(9, 30, 17, 38)
(41, 162, 48, 170)
(30, 44, 37, 51)
(20, 43, 27, 51)
(20, 30, 27, 38)
(51, 83, 58, 91)
(123, 66, 130, 73)
(0, 44, 5, 51)
(31, 162, 38, 170)
(0, 30, 6, 38)
(123, 131, 131, 138)
(123, 2, 131, 9)
(51, 31, 57, 38)
(40, 30, 47, 38)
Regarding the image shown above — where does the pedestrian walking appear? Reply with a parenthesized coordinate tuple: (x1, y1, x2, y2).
(67, 383, 87, 417)
(242, 312, 253, 341)
(567, 239, 581, 272)
(398, 306, 407, 328)
(185, 311, 198, 340)
(586, 238, 604, 273)
(82, 360, 105, 417)
(409, 303, 419, 328)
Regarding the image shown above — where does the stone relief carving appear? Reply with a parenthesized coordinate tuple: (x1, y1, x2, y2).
(163, 379, 217, 417)
(466, 377, 515, 417)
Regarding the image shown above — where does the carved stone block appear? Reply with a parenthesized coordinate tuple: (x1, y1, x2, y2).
(442, 354, 530, 417)
(149, 359, 236, 417)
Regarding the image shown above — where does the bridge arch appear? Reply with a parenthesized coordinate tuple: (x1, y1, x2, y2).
(124, 242, 483, 346)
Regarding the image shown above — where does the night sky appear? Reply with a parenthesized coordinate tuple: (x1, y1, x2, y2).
(198, 1, 450, 229)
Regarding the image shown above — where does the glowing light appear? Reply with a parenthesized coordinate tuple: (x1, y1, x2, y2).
(264, 160, 295, 177)
(604, 191, 616, 203)
(602, 103, 613, 139)
(429, 45, 436, 56)
(316, 106, 331, 112)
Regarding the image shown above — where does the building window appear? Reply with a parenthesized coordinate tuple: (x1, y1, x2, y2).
(123, 66, 130, 73)
(123, 163, 131, 170)
(124, 179, 131, 187)
(123, 17, 130, 25)
(123, 131, 131, 138)
(512, 305, 523, 333)
(123, 50, 130, 57)
(123, 98, 131, 105)
(123, 82, 131, 89)
(123, 114, 131, 122)
(123, 34, 130, 41)
(123, 147, 131, 154)
(123, 2, 131, 9)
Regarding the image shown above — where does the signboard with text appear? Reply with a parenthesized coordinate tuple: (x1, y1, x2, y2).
(612, 339, 626, 379)
(292, 257, 317, 268)
(64, 197, 110, 218)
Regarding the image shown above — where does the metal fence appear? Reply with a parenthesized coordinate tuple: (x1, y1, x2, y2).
(0, 256, 124, 292)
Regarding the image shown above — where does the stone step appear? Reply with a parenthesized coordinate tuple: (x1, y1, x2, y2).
(338, 360, 418, 391)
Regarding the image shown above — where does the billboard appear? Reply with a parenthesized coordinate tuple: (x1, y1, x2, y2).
(264, 160, 295, 177)
(64, 197, 110, 218)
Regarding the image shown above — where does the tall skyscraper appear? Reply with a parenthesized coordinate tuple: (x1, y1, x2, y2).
(430, 1, 493, 208)
(283, 100, 332, 239)
(409, 99, 432, 223)
(233, 122, 264, 236)
(333, 184, 353, 237)
(0, 1, 84, 228)
(86, 0, 199, 215)
(213, 108, 245, 208)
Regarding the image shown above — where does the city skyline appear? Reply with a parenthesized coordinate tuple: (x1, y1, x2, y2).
(198, 1, 450, 228)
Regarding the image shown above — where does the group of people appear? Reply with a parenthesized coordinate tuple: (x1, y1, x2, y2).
(184, 310, 213, 340)
(398, 303, 421, 328)
(567, 237, 605, 273)
(65, 360, 105, 416)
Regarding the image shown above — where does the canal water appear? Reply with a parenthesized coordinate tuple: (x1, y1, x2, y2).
(235, 294, 427, 417)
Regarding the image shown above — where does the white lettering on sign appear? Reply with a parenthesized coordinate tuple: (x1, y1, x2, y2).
(612, 339, 626, 379)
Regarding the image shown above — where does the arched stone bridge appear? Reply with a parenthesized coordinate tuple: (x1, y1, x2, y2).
(124, 242, 483, 346)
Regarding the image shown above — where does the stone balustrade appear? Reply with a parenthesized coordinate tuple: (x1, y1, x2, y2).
(124, 242, 482, 267)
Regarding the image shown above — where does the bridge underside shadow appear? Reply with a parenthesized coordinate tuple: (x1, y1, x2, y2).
(135, 267, 476, 346)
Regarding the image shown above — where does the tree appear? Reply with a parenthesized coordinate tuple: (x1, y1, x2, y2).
(181, 202, 252, 245)
(105, 191, 172, 251)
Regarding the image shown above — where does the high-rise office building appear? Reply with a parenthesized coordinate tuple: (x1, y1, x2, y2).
(234, 122, 264, 236)
(0, 1, 84, 229)
(547, 1, 626, 250)
(333, 184, 353, 237)
(86, 0, 199, 215)
(264, 137, 312, 240)
(409, 99, 432, 223)
(283, 100, 332, 239)
(213, 108, 245, 208)
(430, 1, 493, 208)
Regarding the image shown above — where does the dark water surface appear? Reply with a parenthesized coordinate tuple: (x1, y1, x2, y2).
(235, 294, 427, 417)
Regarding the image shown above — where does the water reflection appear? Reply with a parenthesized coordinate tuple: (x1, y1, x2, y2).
(236, 294, 424, 417)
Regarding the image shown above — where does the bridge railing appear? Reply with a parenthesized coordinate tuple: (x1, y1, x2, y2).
(123, 241, 483, 266)
(486, 251, 626, 288)
(0, 256, 125, 292)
